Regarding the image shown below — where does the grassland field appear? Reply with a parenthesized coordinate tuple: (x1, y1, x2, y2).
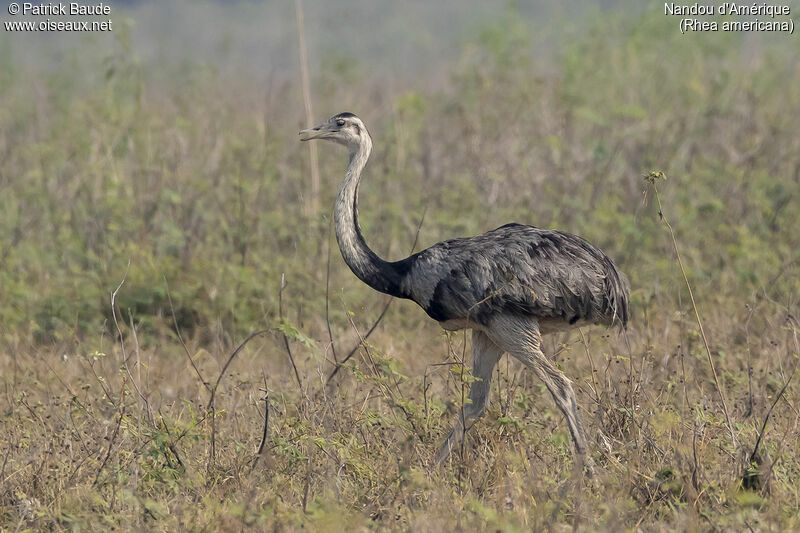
(0, 2, 799, 531)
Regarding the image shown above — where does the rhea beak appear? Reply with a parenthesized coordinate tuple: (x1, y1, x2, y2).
(299, 123, 333, 141)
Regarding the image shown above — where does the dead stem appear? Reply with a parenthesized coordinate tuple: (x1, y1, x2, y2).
(646, 174, 737, 451)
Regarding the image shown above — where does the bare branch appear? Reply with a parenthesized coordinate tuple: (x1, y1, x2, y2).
(647, 177, 737, 451)
(250, 374, 270, 474)
(279, 273, 304, 392)
(164, 276, 210, 393)
(110, 261, 153, 425)
(295, 0, 320, 213)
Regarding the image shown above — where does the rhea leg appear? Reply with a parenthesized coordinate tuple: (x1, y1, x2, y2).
(434, 330, 503, 465)
(486, 316, 592, 469)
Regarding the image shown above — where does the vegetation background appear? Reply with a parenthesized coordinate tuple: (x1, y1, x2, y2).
(1, 0, 798, 530)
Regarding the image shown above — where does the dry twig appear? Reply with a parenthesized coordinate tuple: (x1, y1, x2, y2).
(645, 171, 737, 450)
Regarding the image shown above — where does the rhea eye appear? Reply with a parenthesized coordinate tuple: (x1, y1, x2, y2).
(336, 119, 346, 127)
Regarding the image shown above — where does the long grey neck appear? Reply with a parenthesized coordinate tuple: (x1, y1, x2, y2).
(334, 135, 403, 297)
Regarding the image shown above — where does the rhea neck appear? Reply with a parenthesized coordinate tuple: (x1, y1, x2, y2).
(334, 133, 404, 297)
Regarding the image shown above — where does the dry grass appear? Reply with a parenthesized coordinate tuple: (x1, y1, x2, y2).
(1, 274, 799, 530)
(1, 3, 800, 530)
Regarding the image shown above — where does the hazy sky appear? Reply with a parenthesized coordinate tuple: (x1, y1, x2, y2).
(2, 0, 635, 83)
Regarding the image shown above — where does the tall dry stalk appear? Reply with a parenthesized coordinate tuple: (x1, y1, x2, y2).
(644, 171, 737, 450)
(295, 0, 320, 213)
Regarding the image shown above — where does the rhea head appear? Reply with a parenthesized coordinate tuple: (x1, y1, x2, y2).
(299, 112, 370, 153)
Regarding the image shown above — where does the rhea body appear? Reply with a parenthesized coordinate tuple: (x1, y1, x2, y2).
(300, 112, 630, 468)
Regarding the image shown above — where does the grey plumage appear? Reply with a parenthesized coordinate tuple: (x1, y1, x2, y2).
(300, 112, 630, 473)
(396, 223, 629, 329)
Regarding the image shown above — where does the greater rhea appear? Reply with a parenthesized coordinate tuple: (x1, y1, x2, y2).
(300, 112, 630, 471)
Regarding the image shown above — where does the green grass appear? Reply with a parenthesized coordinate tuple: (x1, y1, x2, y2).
(1, 4, 799, 531)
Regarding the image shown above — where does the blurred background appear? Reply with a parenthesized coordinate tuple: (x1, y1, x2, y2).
(1, 1, 800, 529)
(1, 0, 796, 346)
